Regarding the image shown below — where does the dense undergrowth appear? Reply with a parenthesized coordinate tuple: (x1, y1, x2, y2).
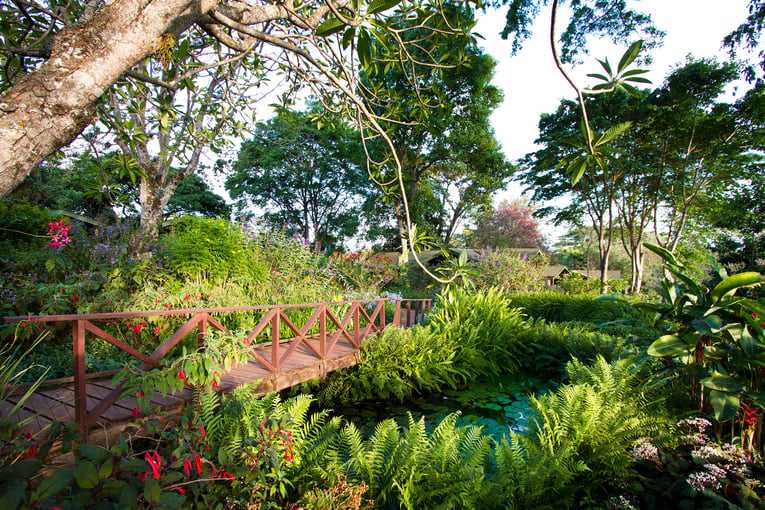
(2, 211, 765, 509)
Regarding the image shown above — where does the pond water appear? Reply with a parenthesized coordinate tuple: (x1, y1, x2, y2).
(334, 372, 555, 438)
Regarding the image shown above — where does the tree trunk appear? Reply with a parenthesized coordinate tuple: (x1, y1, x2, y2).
(0, 0, 206, 198)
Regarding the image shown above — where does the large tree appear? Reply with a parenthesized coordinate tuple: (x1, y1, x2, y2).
(226, 108, 369, 252)
(522, 59, 764, 294)
(0, 0, 477, 199)
(365, 39, 513, 251)
(467, 200, 547, 249)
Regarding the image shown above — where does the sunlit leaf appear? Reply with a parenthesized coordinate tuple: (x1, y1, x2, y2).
(617, 40, 643, 73)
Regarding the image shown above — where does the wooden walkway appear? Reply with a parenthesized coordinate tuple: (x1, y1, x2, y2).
(3, 299, 431, 444)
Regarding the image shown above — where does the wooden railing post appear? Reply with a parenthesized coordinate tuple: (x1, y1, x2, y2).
(393, 300, 401, 326)
(406, 300, 412, 327)
(197, 313, 207, 349)
(272, 307, 280, 371)
(320, 304, 327, 358)
(73, 320, 87, 436)
(380, 299, 386, 331)
(353, 303, 360, 347)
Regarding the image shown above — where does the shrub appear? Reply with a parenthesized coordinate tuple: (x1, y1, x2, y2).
(311, 325, 464, 406)
(468, 247, 547, 294)
(513, 318, 631, 379)
(428, 287, 526, 377)
(160, 216, 269, 282)
(510, 291, 652, 325)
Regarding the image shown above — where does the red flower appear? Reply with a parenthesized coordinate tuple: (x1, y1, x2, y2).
(154, 326, 161, 334)
(24, 444, 38, 460)
(199, 426, 206, 438)
(211, 380, 219, 389)
(178, 369, 186, 381)
(194, 453, 204, 475)
(132, 407, 141, 418)
(145, 451, 162, 479)
(183, 458, 192, 476)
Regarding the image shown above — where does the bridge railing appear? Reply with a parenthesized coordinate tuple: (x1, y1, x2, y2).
(3, 298, 431, 432)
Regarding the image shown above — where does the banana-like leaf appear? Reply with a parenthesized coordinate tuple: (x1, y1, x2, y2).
(710, 272, 764, 302)
(643, 242, 679, 266)
(702, 373, 743, 393)
(740, 298, 765, 319)
(647, 335, 690, 358)
(740, 326, 765, 357)
(709, 389, 739, 422)
(665, 265, 704, 300)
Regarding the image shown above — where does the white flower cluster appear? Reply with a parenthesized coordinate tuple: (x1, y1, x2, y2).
(606, 495, 639, 510)
(632, 439, 659, 461)
(687, 470, 722, 492)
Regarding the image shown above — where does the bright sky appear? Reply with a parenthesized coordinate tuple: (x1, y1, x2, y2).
(472, 0, 755, 244)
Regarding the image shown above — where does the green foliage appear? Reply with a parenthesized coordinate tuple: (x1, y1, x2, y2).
(467, 247, 548, 294)
(160, 216, 268, 282)
(513, 318, 630, 379)
(639, 243, 765, 451)
(428, 287, 526, 376)
(226, 107, 370, 253)
(511, 291, 649, 325)
(313, 325, 463, 406)
(490, 356, 671, 508)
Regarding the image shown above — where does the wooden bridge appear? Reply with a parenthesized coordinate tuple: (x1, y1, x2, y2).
(2, 298, 431, 444)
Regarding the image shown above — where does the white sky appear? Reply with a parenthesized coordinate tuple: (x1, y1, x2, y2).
(472, 0, 755, 245)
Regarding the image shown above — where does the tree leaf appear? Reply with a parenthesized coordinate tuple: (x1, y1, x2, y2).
(357, 28, 372, 71)
(316, 17, 346, 38)
(617, 40, 643, 73)
(367, 0, 401, 15)
(567, 157, 588, 186)
(593, 121, 632, 147)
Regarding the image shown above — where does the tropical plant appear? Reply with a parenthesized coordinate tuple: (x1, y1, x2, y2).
(310, 325, 464, 406)
(491, 356, 671, 508)
(638, 242, 765, 451)
(428, 287, 526, 377)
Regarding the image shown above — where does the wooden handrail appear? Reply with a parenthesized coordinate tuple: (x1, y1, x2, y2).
(2, 298, 432, 434)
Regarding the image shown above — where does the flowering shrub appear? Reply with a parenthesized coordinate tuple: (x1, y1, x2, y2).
(469, 247, 547, 293)
(329, 251, 398, 293)
(46, 219, 72, 248)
